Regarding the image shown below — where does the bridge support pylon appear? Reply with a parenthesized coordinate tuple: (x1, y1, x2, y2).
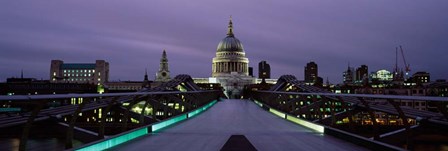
(19, 102, 44, 151)
(65, 98, 91, 149)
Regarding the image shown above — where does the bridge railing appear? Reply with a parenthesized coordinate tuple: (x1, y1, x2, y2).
(73, 98, 218, 151)
(0, 91, 218, 101)
(0, 90, 222, 151)
(251, 90, 448, 122)
(248, 90, 448, 150)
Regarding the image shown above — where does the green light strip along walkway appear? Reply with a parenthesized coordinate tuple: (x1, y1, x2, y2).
(254, 100, 325, 133)
(188, 100, 217, 118)
(75, 100, 218, 151)
(110, 99, 367, 151)
(286, 115, 324, 133)
(76, 128, 148, 151)
(0, 108, 21, 112)
(152, 115, 187, 132)
(269, 108, 286, 119)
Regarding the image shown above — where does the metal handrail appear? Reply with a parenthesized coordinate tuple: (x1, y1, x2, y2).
(257, 90, 448, 102)
(0, 90, 220, 101)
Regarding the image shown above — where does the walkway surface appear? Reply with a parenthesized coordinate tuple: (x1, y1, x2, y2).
(110, 99, 367, 151)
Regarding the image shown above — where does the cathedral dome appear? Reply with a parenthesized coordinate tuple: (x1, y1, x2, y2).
(212, 17, 249, 78)
(217, 36, 244, 52)
(216, 17, 244, 52)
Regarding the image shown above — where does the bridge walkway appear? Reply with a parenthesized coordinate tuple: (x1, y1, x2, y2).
(110, 99, 367, 151)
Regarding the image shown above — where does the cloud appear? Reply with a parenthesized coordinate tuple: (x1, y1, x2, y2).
(0, 0, 447, 83)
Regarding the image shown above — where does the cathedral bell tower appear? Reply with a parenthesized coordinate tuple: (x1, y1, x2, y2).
(156, 50, 171, 82)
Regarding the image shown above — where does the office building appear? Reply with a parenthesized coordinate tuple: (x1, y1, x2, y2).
(50, 60, 109, 85)
(258, 61, 271, 79)
(355, 65, 368, 84)
(412, 71, 430, 85)
(248, 67, 254, 77)
(305, 61, 318, 84)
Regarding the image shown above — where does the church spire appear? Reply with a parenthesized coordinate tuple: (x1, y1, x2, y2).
(156, 49, 171, 82)
(161, 49, 167, 62)
(226, 15, 234, 37)
(144, 68, 148, 81)
(143, 68, 150, 88)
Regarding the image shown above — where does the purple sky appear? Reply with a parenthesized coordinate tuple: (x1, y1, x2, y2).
(1, 1, 447, 83)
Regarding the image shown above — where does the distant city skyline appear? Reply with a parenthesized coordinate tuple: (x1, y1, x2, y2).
(1, 1, 447, 83)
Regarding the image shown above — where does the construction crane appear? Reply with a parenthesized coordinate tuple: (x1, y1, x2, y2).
(394, 47, 399, 75)
(399, 45, 411, 78)
(393, 47, 403, 81)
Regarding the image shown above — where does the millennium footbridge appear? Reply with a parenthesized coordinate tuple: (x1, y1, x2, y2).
(0, 75, 447, 151)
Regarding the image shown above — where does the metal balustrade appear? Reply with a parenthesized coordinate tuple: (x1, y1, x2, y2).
(0, 75, 223, 151)
(247, 75, 448, 150)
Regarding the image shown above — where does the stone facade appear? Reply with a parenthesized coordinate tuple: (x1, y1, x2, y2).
(50, 60, 109, 85)
(211, 17, 254, 98)
(156, 50, 171, 82)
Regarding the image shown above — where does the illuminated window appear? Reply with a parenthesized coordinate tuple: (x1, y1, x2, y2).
(64, 70, 66, 73)
(99, 108, 102, 118)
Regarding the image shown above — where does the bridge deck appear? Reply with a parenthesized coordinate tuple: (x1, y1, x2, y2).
(110, 99, 367, 151)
